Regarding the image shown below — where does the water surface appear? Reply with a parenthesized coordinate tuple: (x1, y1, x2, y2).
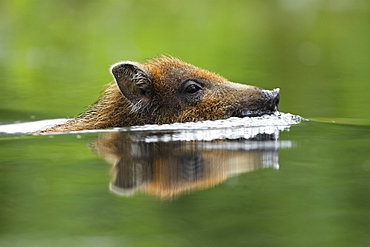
(0, 115, 368, 246)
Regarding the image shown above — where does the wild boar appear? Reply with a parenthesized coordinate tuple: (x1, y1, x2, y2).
(39, 56, 280, 133)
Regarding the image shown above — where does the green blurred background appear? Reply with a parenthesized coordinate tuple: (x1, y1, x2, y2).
(0, 0, 369, 124)
(0, 1, 369, 246)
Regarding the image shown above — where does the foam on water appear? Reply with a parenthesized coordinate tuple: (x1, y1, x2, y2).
(126, 113, 304, 142)
(0, 119, 69, 135)
(0, 113, 305, 141)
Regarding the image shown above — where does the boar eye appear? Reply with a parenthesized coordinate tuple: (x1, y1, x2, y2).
(186, 84, 201, 94)
(180, 79, 204, 103)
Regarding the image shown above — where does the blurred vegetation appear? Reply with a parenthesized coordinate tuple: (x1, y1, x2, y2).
(0, 0, 369, 123)
(0, 2, 369, 245)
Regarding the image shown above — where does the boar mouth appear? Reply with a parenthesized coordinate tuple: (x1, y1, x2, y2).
(232, 108, 279, 118)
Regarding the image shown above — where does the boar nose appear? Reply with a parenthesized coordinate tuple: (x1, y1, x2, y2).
(262, 88, 280, 111)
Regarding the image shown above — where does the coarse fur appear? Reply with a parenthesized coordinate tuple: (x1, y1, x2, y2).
(37, 56, 280, 133)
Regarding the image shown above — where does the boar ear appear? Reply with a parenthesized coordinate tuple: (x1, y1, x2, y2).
(110, 61, 151, 103)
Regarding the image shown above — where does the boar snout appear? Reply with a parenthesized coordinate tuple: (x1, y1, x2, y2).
(230, 88, 280, 118)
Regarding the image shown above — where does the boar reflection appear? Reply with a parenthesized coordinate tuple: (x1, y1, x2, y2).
(93, 131, 284, 199)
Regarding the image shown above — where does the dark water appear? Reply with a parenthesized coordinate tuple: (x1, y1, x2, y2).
(0, 116, 369, 246)
(0, 0, 369, 246)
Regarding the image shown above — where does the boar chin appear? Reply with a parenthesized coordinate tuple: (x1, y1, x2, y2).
(231, 108, 279, 118)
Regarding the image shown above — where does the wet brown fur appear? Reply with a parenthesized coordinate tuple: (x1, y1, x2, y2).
(37, 56, 277, 133)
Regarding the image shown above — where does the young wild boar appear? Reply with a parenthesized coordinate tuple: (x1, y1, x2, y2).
(39, 56, 280, 133)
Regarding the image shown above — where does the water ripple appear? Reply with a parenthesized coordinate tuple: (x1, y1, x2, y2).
(0, 112, 305, 141)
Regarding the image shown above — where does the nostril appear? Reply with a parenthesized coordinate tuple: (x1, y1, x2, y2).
(267, 88, 280, 111)
(274, 93, 280, 106)
(273, 93, 280, 111)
